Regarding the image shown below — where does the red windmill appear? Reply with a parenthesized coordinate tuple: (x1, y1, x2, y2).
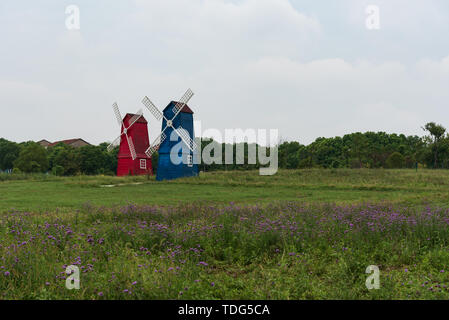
(107, 103, 153, 176)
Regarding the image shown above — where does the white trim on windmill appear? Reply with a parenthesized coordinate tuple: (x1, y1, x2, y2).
(140, 159, 147, 170)
(142, 88, 198, 157)
(107, 102, 143, 160)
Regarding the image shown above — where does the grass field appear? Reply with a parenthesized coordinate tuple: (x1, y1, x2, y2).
(2, 169, 449, 299)
(2, 169, 449, 212)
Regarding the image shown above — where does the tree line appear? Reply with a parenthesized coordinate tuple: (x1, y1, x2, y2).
(0, 141, 120, 175)
(0, 122, 448, 175)
(277, 122, 448, 169)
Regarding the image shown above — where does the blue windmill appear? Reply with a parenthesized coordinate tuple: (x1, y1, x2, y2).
(142, 89, 199, 181)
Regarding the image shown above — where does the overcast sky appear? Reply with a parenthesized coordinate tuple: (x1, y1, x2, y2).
(1, 0, 449, 145)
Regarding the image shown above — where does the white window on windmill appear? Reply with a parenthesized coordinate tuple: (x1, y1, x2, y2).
(140, 159, 146, 170)
(187, 155, 193, 167)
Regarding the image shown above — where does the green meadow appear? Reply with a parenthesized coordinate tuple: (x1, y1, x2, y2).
(1, 169, 449, 212)
(2, 169, 449, 300)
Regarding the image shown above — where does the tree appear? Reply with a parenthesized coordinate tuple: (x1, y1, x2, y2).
(151, 151, 159, 174)
(422, 122, 446, 168)
(279, 141, 302, 169)
(99, 142, 118, 175)
(78, 145, 108, 175)
(13, 143, 49, 173)
(386, 152, 405, 169)
(346, 133, 369, 168)
(48, 144, 80, 176)
(54, 147, 80, 175)
(0, 138, 20, 170)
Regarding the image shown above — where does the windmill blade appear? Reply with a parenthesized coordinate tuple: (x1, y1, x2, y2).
(172, 88, 194, 115)
(173, 126, 197, 152)
(125, 133, 137, 160)
(171, 89, 194, 119)
(145, 132, 167, 157)
(107, 135, 122, 152)
(142, 96, 164, 121)
(145, 144, 160, 158)
(112, 102, 124, 128)
(126, 109, 144, 130)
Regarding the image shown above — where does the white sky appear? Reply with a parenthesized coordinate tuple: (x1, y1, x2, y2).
(1, 0, 449, 145)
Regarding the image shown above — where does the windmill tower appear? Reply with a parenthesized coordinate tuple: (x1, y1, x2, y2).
(108, 103, 153, 176)
(142, 89, 199, 181)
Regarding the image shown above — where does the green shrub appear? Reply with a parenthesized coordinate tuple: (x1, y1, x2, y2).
(14, 143, 49, 173)
(386, 152, 405, 169)
(52, 165, 65, 176)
